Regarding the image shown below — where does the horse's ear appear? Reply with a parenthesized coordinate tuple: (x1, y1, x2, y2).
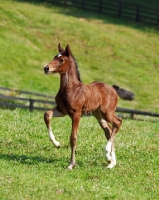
(58, 43, 64, 53)
(65, 44, 72, 57)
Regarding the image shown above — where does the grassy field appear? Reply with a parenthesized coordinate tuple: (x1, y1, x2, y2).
(0, 0, 159, 113)
(0, 2, 159, 199)
(0, 109, 159, 199)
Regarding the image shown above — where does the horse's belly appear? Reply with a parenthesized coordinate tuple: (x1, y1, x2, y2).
(82, 97, 101, 114)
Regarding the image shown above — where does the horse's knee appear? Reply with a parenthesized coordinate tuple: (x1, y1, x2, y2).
(44, 112, 48, 123)
(99, 119, 112, 139)
(113, 116, 122, 130)
(44, 110, 52, 124)
(117, 117, 122, 129)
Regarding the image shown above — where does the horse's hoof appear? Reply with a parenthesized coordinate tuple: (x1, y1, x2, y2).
(54, 141, 60, 148)
(67, 166, 73, 170)
(67, 163, 76, 170)
(107, 163, 116, 169)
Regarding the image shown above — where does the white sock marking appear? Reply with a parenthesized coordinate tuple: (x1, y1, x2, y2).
(106, 152, 111, 162)
(48, 130, 60, 147)
(105, 141, 112, 162)
(106, 141, 112, 152)
(111, 152, 116, 166)
(107, 152, 116, 169)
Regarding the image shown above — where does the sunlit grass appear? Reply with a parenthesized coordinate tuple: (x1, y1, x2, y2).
(0, 1, 159, 199)
(0, 109, 159, 199)
(0, 1, 159, 113)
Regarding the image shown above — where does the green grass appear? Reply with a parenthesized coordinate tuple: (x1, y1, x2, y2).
(0, 2, 159, 199)
(0, 109, 159, 199)
(0, 1, 159, 113)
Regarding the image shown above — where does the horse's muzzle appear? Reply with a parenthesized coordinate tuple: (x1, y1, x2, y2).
(44, 65, 49, 74)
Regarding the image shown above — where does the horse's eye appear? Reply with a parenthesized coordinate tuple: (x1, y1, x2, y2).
(60, 59, 64, 63)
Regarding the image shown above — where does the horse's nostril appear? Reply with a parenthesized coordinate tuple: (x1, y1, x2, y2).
(44, 65, 49, 72)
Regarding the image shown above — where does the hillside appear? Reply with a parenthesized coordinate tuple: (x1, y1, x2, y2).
(0, 0, 159, 113)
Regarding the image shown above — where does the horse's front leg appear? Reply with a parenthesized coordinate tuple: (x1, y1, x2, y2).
(67, 113, 81, 170)
(44, 107, 65, 148)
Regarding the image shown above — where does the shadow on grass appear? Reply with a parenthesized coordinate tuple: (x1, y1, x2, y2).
(103, 196, 116, 200)
(0, 153, 60, 165)
(14, 0, 159, 32)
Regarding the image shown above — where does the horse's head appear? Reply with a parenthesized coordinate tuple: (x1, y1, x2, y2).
(44, 43, 72, 75)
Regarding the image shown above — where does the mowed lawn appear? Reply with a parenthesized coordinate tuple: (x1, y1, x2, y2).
(0, 109, 159, 199)
(0, 1, 159, 199)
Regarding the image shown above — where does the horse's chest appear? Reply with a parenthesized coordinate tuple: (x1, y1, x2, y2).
(55, 91, 83, 114)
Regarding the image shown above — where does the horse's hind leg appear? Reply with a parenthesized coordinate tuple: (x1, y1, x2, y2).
(105, 114, 122, 168)
(92, 110, 112, 163)
(44, 106, 65, 147)
(100, 119, 112, 162)
(106, 141, 116, 168)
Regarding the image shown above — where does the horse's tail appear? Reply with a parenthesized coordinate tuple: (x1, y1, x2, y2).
(112, 85, 134, 101)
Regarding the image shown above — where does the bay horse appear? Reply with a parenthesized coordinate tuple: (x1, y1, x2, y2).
(43, 44, 134, 170)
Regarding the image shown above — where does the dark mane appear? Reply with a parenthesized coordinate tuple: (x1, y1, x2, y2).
(72, 55, 82, 82)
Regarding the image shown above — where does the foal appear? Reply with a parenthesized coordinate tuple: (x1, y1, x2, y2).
(44, 44, 134, 169)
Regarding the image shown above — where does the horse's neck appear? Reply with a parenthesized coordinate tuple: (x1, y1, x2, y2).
(60, 73, 69, 88)
(59, 59, 80, 92)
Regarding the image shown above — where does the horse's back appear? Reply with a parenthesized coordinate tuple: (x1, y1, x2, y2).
(89, 81, 117, 98)
(82, 81, 118, 114)
(55, 81, 118, 115)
